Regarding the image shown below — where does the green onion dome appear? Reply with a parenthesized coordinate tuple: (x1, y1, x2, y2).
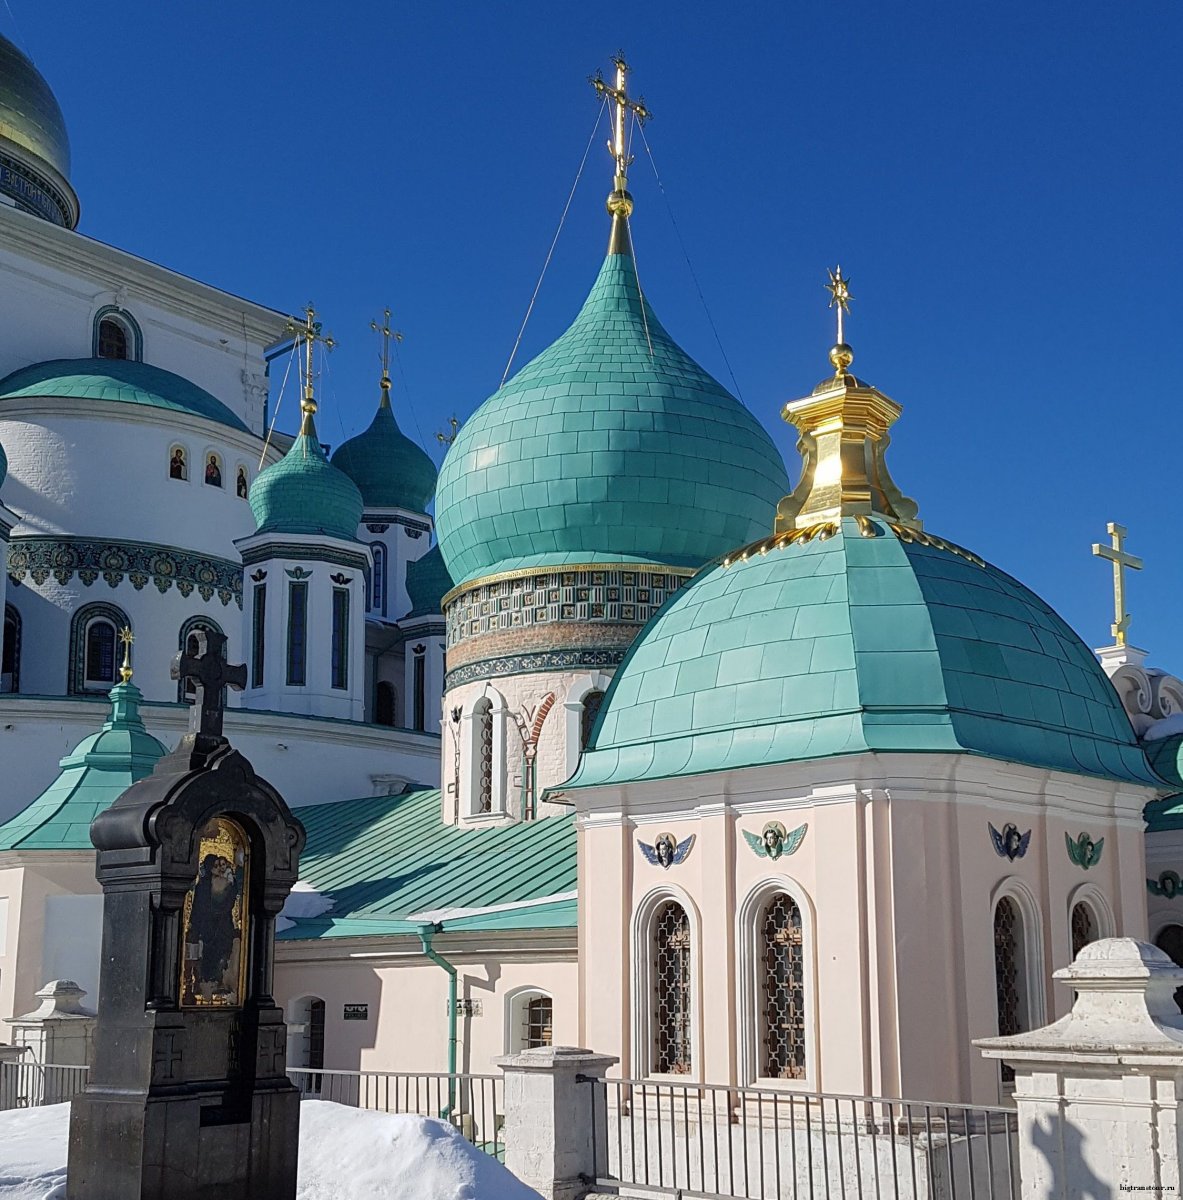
(565, 517, 1159, 791)
(434, 252, 789, 587)
(330, 389, 437, 513)
(0, 681, 166, 851)
(0, 33, 77, 226)
(249, 414, 363, 541)
(0, 358, 249, 432)
(406, 544, 454, 618)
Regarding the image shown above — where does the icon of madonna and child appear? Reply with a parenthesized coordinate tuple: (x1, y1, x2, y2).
(179, 817, 251, 1008)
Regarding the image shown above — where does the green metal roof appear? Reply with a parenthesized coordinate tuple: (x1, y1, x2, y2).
(564, 517, 1159, 791)
(0, 33, 70, 178)
(0, 359, 249, 432)
(1144, 737, 1183, 831)
(278, 788, 576, 940)
(331, 393, 438, 513)
(434, 251, 789, 587)
(249, 415, 364, 542)
(0, 682, 166, 851)
(406, 544, 453, 618)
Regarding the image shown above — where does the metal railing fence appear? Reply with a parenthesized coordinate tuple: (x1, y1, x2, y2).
(287, 1067, 503, 1158)
(582, 1078, 1019, 1200)
(0, 1058, 89, 1111)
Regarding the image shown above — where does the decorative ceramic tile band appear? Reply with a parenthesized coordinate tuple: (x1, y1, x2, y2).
(444, 646, 628, 692)
(7, 536, 243, 607)
(444, 566, 688, 652)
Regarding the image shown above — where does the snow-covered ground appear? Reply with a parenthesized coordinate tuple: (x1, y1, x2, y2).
(0, 1101, 542, 1200)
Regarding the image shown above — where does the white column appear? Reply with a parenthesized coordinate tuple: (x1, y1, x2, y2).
(976, 938, 1183, 1200)
(495, 1046, 617, 1200)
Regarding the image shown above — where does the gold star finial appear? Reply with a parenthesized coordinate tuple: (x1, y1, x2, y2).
(824, 266, 855, 375)
(286, 303, 336, 430)
(590, 53, 651, 254)
(1092, 522, 1143, 646)
(370, 308, 404, 403)
(118, 627, 134, 684)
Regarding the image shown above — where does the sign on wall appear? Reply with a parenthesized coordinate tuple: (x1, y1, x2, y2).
(343, 1003, 369, 1021)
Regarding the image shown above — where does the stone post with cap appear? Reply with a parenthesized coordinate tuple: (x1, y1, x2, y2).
(976, 937, 1183, 1200)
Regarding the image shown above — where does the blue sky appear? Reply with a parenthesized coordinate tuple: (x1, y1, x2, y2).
(6, 1, 1182, 663)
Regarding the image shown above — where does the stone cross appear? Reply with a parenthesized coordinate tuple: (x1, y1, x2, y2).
(170, 629, 246, 739)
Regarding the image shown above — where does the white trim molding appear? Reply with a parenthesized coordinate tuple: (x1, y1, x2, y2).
(563, 670, 614, 775)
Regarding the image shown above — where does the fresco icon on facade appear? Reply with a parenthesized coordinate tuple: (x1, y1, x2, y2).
(180, 815, 250, 1007)
(989, 822, 1031, 862)
(743, 821, 807, 860)
(639, 832, 695, 869)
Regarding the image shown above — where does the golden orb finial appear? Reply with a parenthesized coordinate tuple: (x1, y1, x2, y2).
(287, 303, 335, 429)
(118, 627, 134, 684)
(590, 54, 650, 255)
(824, 266, 854, 376)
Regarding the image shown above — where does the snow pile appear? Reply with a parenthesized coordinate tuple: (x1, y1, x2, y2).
(276, 880, 336, 932)
(0, 1101, 541, 1200)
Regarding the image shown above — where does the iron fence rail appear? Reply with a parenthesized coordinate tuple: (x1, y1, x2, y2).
(583, 1078, 1019, 1200)
(0, 1059, 89, 1110)
(287, 1067, 503, 1158)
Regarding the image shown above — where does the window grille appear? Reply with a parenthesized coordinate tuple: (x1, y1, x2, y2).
(85, 620, 117, 684)
(287, 582, 308, 686)
(760, 893, 806, 1079)
(994, 897, 1022, 1083)
(331, 589, 349, 690)
(581, 690, 605, 750)
(1070, 902, 1097, 959)
(97, 318, 128, 360)
(478, 705, 494, 812)
(653, 901, 692, 1075)
(251, 584, 266, 688)
(524, 996, 553, 1049)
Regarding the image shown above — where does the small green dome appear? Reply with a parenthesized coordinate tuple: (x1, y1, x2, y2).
(0, 682, 167, 851)
(435, 252, 789, 587)
(406, 544, 454, 618)
(565, 517, 1158, 791)
(249, 417, 363, 541)
(0, 358, 249, 432)
(331, 392, 437, 513)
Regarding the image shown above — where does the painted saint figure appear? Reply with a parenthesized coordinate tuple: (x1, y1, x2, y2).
(169, 448, 186, 480)
(205, 455, 222, 487)
(180, 818, 248, 1006)
(236, 467, 249, 498)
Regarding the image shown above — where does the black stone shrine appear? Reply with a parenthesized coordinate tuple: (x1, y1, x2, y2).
(68, 630, 307, 1199)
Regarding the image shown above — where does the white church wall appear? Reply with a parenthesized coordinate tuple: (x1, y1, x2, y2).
(0, 204, 286, 434)
(41, 893, 103, 1009)
(0, 696, 441, 827)
(358, 512, 432, 623)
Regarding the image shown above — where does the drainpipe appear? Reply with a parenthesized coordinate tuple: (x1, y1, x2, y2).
(417, 922, 457, 1117)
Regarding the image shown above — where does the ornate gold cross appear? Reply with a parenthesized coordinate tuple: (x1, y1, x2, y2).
(286, 303, 336, 416)
(118, 626, 134, 684)
(591, 54, 651, 211)
(1092, 521, 1143, 646)
(371, 308, 403, 393)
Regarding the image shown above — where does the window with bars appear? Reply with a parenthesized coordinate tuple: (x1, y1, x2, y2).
(251, 584, 266, 688)
(477, 702, 494, 813)
(97, 317, 129, 360)
(760, 893, 806, 1080)
(652, 901, 692, 1075)
(287, 582, 308, 686)
(84, 619, 117, 687)
(994, 897, 1023, 1083)
(1070, 902, 1097, 959)
(524, 996, 553, 1049)
(580, 690, 605, 750)
(331, 589, 349, 690)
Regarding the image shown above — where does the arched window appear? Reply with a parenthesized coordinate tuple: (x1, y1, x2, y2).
(652, 900, 692, 1075)
(97, 317, 129, 360)
(178, 618, 225, 702)
(2, 604, 20, 693)
(580, 689, 605, 750)
(1155, 925, 1183, 1014)
(370, 544, 386, 614)
(288, 995, 326, 1094)
(169, 444, 189, 481)
(525, 997, 552, 1048)
(994, 896, 1028, 1083)
(70, 604, 130, 694)
(1070, 901, 1098, 959)
(760, 893, 806, 1080)
(506, 989, 554, 1052)
(476, 699, 494, 813)
(375, 681, 396, 727)
(204, 453, 223, 488)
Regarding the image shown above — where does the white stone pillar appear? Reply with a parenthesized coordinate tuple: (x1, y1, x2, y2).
(4, 979, 95, 1104)
(976, 938, 1183, 1200)
(495, 1046, 618, 1200)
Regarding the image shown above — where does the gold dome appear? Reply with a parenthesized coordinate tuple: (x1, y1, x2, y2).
(0, 33, 77, 227)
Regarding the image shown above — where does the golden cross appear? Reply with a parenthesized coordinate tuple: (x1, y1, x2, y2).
(286, 303, 336, 416)
(436, 416, 460, 447)
(825, 266, 853, 346)
(591, 54, 651, 203)
(370, 308, 403, 392)
(1092, 521, 1143, 646)
(118, 626, 134, 684)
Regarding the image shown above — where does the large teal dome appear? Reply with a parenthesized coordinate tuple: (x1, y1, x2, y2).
(565, 517, 1158, 790)
(434, 252, 789, 587)
(249, 417, 363, 542)
(0, 358, 248, 431)
(330, 391, 437, 513)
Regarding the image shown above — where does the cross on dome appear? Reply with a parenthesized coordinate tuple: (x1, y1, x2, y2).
(371, 308, 403, 403)
(286, 303, 336, 429)
(170, 630, 247, 740)
(1092, 522, 1143, 647)
(590, 54, 651, 254)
